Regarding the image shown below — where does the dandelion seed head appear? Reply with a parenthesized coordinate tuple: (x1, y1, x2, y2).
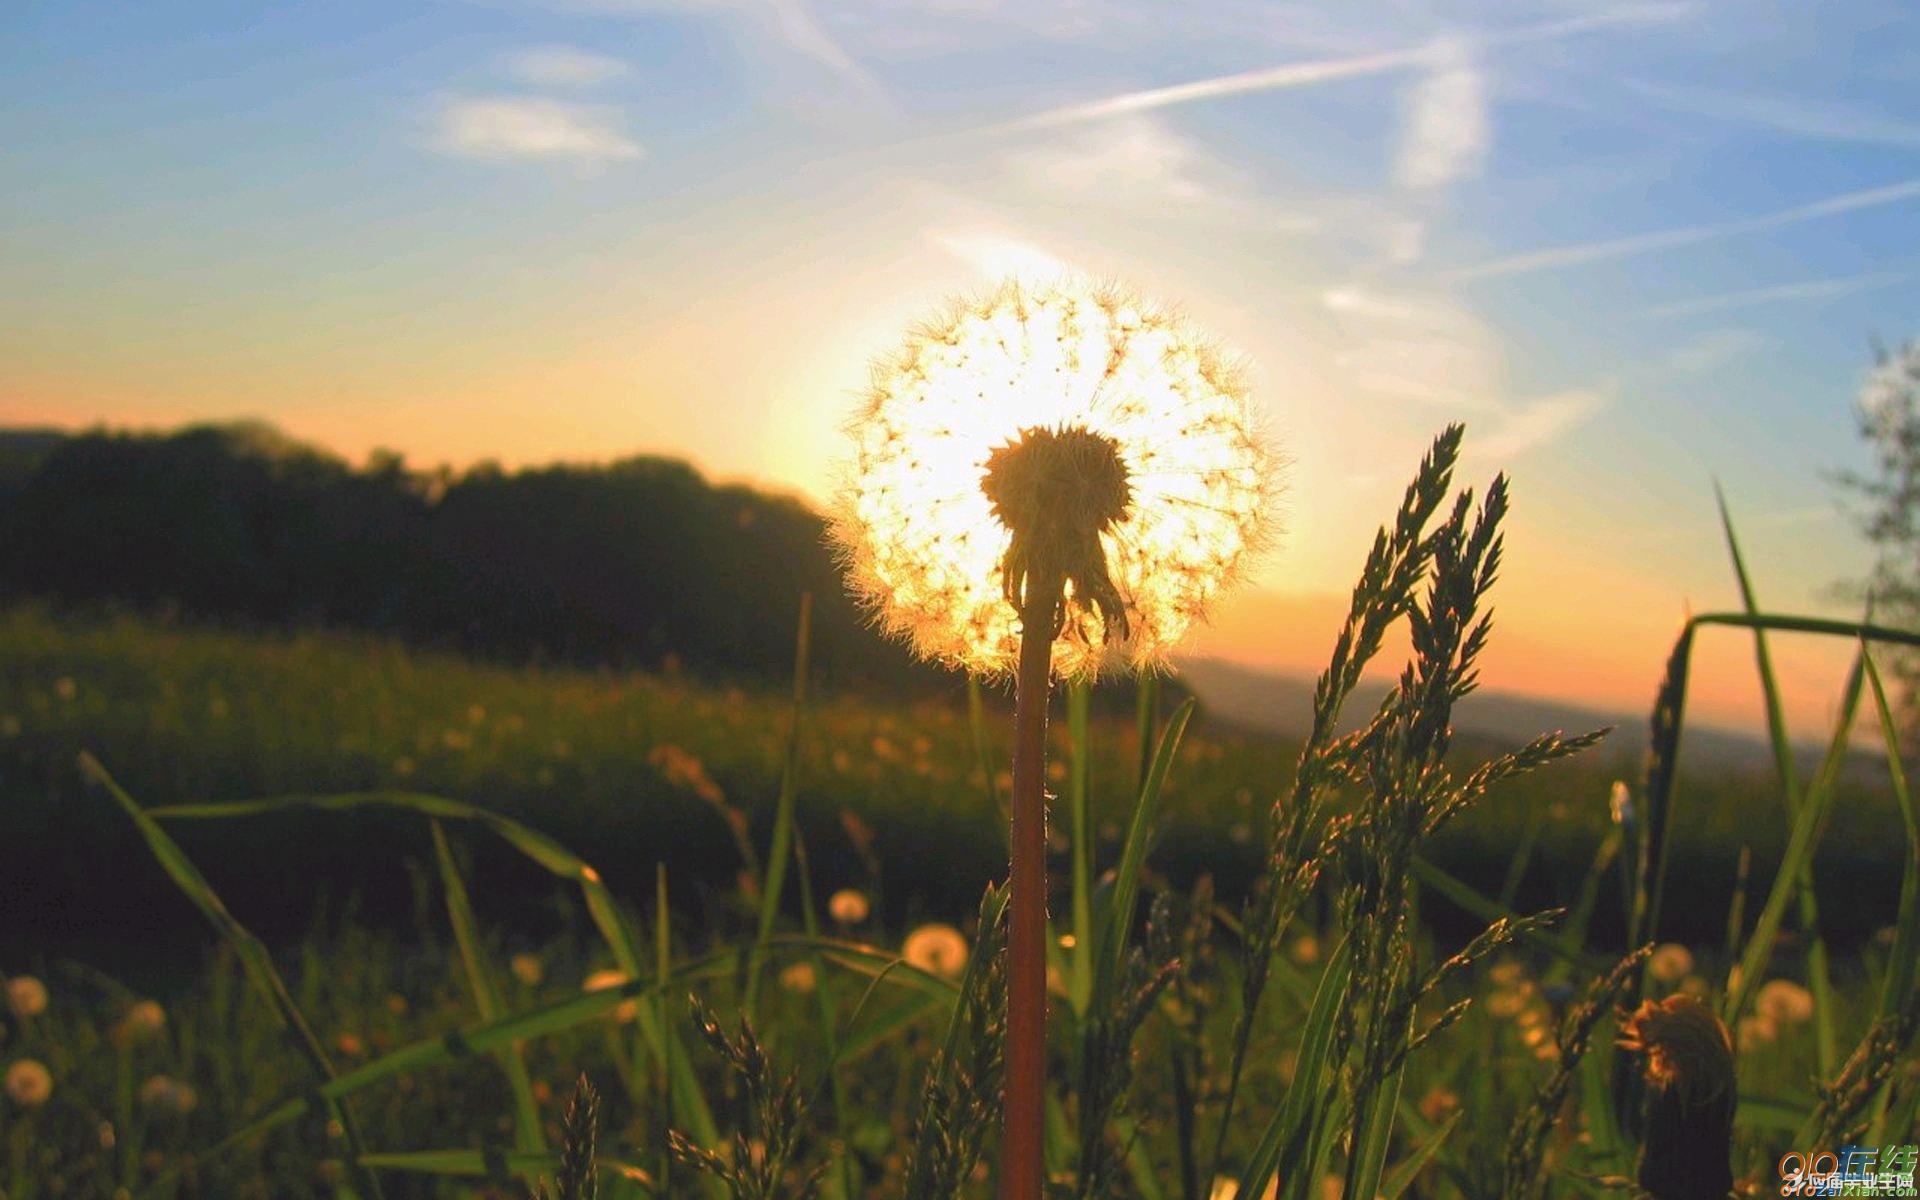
(828, 888, 871, 926)
(1648, 943, 1694, 985)
(5, 976, 47, 1018)
(5, 1059, 52, 1107)
(1755, 978, 1814, 1025)
(903, 922, 969, 978)
(1619, 994, 1734, 1104)
(831, 278, 1279, 678)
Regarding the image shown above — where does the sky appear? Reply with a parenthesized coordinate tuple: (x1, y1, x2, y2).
(2, 0, 1917, 738)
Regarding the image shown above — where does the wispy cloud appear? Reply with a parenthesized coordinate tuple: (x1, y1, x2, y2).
(505, 46, 632, 87)
(1659, 327, 1763, 374)
(931, 230, 1068, 280)
(1395, 37, 1488, 192)
(1451, 177, 1920, 282)
(1641, 271, 1905, 318)
(997, 44, 1430, 132)
(568, 0, 887, 104)
(1475, 389, 1610, 458)
(1619, 76, 1920, 148)
(431, 96, 644, 170)
(993, 3, 1682, 132)
(1001, 117, 1212, 202)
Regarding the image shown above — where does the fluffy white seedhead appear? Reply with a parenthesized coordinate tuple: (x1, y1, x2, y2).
(831, 278, 1280, 679)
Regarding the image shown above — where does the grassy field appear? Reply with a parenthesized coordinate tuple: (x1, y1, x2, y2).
(2, 599, 1916, 1198)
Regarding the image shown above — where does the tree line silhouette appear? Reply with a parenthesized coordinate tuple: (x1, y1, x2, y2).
(0, 421, 933, 690)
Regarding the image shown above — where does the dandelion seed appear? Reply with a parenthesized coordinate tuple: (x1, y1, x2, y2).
(828, 888, 871, 926)
(903, 923, 969, 978)
(5, 1060, 52, 1107)
(1755, 978, 1814, 1025)
(5, 975, 48, 1018)
(1648, 943, 1694, 985)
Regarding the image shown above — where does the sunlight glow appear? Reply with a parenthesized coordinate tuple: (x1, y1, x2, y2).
(831, 279, 1278, 678)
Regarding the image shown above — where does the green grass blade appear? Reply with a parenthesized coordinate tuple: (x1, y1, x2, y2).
(1715, 492, 1838, 1072)
(1723, 647, 1866, 1026)
(1411, 857, 1603, 969)
(1066, 676, 1094, 1015)
(1863, 651, 1920, 1018)
(746, 592, 811, 1013)
(430, 820, 545, 1154)
(1135, 671, 1161, 798)
(1236, 933, 1352, 1200)
(79, 753, 387, 1200)
(1346, 1060, 1406, 1200)
(144, 787, 722, 1154)
(1380, 1108, 1461, 1199)
(1093, 698, 1195, 1015)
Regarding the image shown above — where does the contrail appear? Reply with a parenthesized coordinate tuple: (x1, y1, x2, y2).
(1641, 271, 1906, 318)
(992, 2, 1688, 133)
(1451, 177, 1920, 282)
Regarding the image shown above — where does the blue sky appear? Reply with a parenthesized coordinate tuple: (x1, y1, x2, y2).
(2, 0, 1916, 725)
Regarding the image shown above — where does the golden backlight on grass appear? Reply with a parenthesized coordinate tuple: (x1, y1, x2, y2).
(832, 279, 1276, 677)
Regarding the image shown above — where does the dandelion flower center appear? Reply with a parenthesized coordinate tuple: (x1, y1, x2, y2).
(980, 424, 1133, 641)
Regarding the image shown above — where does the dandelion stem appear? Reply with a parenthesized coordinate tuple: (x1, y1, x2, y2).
(1003, 566, 1062, 1200)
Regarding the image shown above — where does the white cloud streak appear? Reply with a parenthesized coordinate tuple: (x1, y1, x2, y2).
(1620, 76, 1920, 148)
(1642, 271, 1906, 318)
(1451, 177, 1920, 282)
(993, 3, 1683, 132)
(1475, 389, 1610, 458)
(432, 96, 644, 169)
(505, 46, 633, 87)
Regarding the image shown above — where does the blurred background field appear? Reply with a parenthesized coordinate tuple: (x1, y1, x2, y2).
(2, 603, 1906, 977)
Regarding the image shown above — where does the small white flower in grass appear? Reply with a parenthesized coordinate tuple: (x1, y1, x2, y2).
(5, 976, 47, 1018)
(5, 1060, 51, 1107)
(903, 923, 969, 978)
(828, 888, 871, 926)
(583, 969, 638, 1023)
(830, 278, 1278, 679)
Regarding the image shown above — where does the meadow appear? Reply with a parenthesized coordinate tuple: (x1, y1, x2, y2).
(3, 441, 1918, 1199)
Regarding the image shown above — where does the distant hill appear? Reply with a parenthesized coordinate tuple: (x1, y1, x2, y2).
(0, 421, 934, 690)
(1177, 655, 1779, 769)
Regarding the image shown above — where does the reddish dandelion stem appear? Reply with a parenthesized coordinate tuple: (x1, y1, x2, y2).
(1001, 570, 1061, 1200)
